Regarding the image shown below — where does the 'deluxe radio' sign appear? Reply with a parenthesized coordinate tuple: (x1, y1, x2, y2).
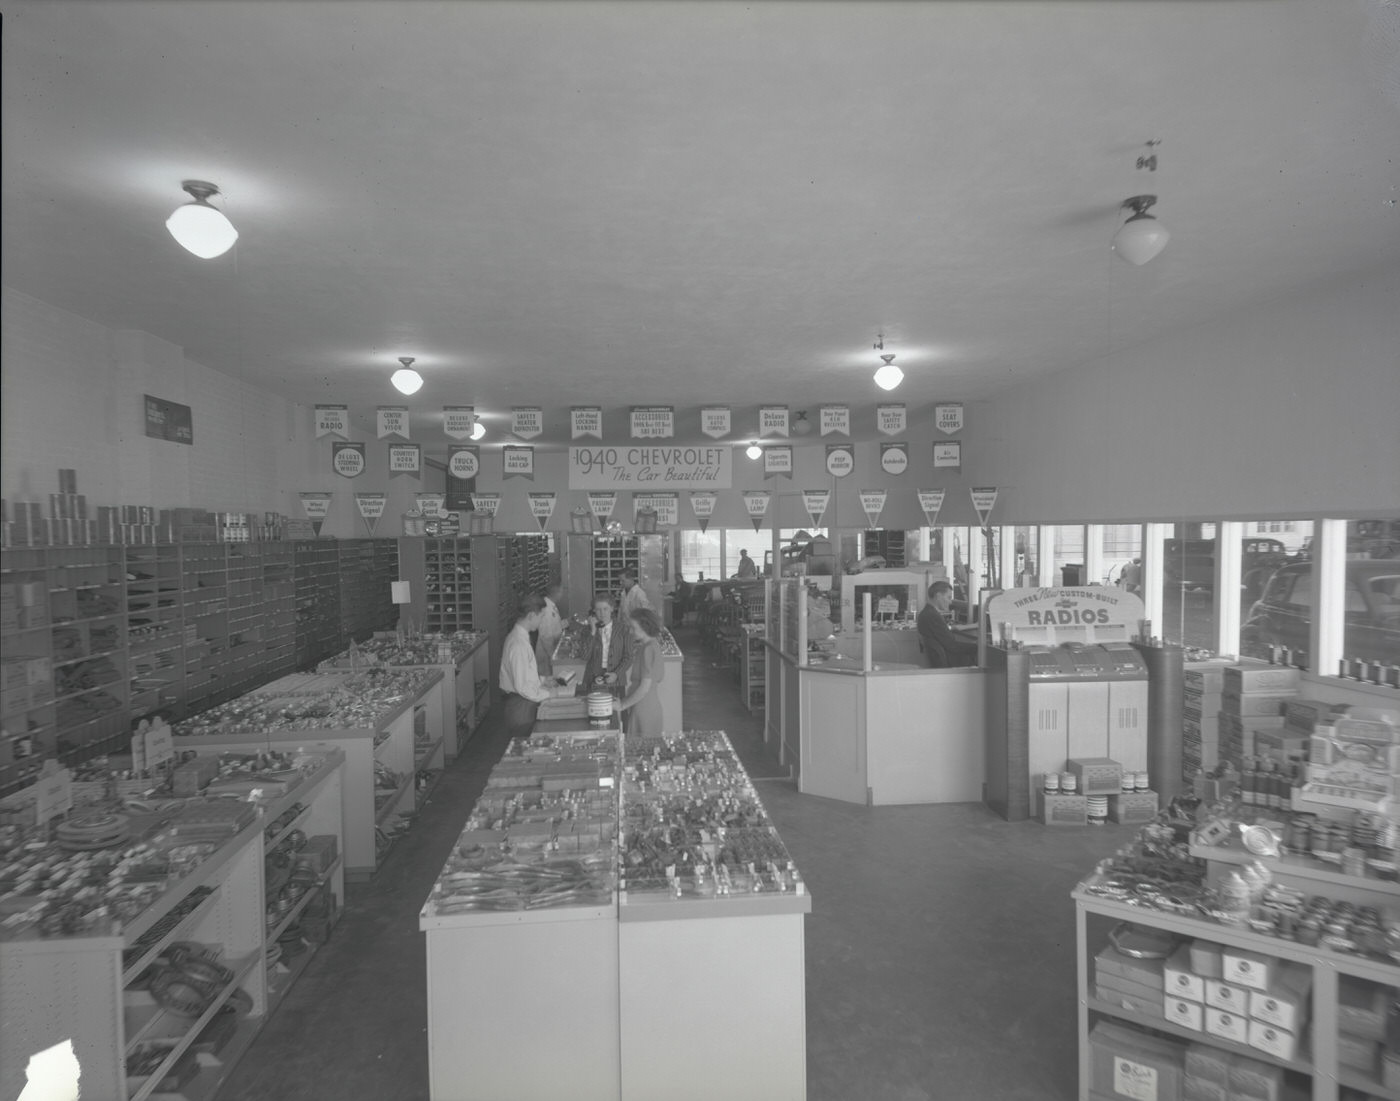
(569, 445, 732, 489)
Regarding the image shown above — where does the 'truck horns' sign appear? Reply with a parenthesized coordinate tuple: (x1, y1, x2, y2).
(569, 445, 731, 489)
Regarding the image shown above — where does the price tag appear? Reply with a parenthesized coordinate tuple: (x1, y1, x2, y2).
(34, 765, 73, 825)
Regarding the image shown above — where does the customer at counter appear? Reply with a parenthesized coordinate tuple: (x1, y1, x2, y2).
(583, 592, 633, 690)
(614, 607, 665, 734)
(501, 592, 574, 737)
(916, 581, 978, 668)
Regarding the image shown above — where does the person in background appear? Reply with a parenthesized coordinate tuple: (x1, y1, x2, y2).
(582, 592, 633, 690)
(618, 568, 650, 620)
(916, 581, 978, 668)
(535, 581, 564, 675)
(500, 592, 573, 738)
(673, 572, 692, 623)
(1120, 557, 1143, 595)
(805, 584, 834, 640)
(736, 549, 757, 578)
(614, 607, 665, 734)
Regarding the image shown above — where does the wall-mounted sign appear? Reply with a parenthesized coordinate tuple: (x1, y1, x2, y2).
(802, 489, 830, 527)
(355, 492, 386, 534)
(568, 445, 730, 489)
(820, 405, 850, 436)
(144, 394, 193, 445)
(315, 404, 349, 439)
(970, 485, 999, 528)
(332, 441, 365, 478)
(634, 492, 679, 527)
(876, 403, 906, 437)
(377, 406, 410, 439)
(588, 492, 617, 526)
(935, 403, 964, 435)
(443, 406, 475, 440)
(415, 493, 446, 517)
(759, 405, 790, 437)
(689, 491, 717, 532)
(880, 442, 909, 476)
(630, 406, 674, 439)
(933, 440, 961, 470)
(859, 488, 887, 528)
(471, 492, 500, 517)
(503, 445, 535, 480)
(572, 406, 603, 440)
(825, 444, 854, 479)
(528, 492, 557, 530)
(512, 407, 543, 440)
(447, 445, 480, 481)
(300, 491, 333, 535)
(388, 442, 421, 478)
(742, 490, 772, 532)
(700, 407, 731, 439)
(763, 445, 793, 479)
(917, 489, 947, 528)
(985, 587, 1146, 646)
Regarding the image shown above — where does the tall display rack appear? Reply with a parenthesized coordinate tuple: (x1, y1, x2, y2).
(560, 533, 667, 618)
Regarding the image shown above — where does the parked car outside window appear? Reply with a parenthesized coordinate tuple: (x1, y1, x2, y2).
(1241, 560, 1400, 669)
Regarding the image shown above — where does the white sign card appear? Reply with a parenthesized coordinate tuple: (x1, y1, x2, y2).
(388, 442, 421, 477)
(859, 488, 887, 528)
(700, 406, 731, 439)
(315, 404, 349, 439)
(689, 491, 717, 531)
(802, 489, 830, 527)
(568, 444, 730, 489)
(877, 403, 907, 436)
(759, 405, 790, 437)
(880, 442, 909, 476)
(763, 445, 793, 479)
(935, 402, 964, 435)
(300, 492, 332, 520)
(443, 406, 475, 440)
(970, 485, 999, 528)
(820, 405, 850, 436)
(917, 488, 947, 527)
(377, 406, 410, 439)
(331, 441, 365, 478)
(512, 407, 543, 440)
(528, 492, 557, 530)
(572, 407, 603, 440)
(355, 492, 386, 535)
(503, 445, 535, 480)
(630, 406, 674, 439)
(742, 490, 772, 532)
(447, 445, 480, 481)
(471, 492, 500, 517)
(415, 492, 446, 517)
(825, 444, 854, 479)
(933, 440, 962, 469)
(634, 492, 679, 527)
(588, 492, 617, 525)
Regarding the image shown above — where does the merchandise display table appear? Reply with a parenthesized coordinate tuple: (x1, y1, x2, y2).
(318, 631, 491, 759)
(172, 669, 444, 879)
(420, 725, 809, 1101)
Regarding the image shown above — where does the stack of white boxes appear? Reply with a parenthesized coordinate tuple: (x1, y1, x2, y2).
(1183, 659, 1230, 776)
(1219, 662, 1300, 767)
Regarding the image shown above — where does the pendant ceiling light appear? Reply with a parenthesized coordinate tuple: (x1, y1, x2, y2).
(165, 180, 239, 259)
(1112, 194, 1170, 266)
(872, 332, 904, 390)
(391, 356, 424, 395)
(471, 418, 486, 441)
(745, 441, 763, 460)
(791, 411, 813, 436)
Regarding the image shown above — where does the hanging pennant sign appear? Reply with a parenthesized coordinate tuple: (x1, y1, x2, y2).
(415, 492, 446, 517)
(935, 403, 965, 435)
(763, 445, 793, 480)
(471, 492, 500, 517)
(528, 492, 557, 530)
(300, 491, 332, 535)
(742, 490, 772, 532)
(825, 444, 855, 479)
(388, 442, 421, 478)
(315, 404, 350, 439)
(512, 407, 543, 440)
(880, 442, 909, 476)
(503, 445, 535, 480)
(933, 440, 962, 469)
(634, 492, 679, 527)
(588, 492, 617, 526)
(819, 405, 850, 436)
(700, 407, 731, 439)
(443, 406, 475, 440)
(917, 489, 947, 528)
(447, 444, 480, 481)
(630, 406, 674, 439)
(759, 406, 790, 436)
(970, 486, 999, 529)
(572, 406, 603, 440)
(331, 442, 365, 478)
(377, 406, 410, 439)
(355, 492, 386, 535)
(689, 491, 717, 532)
(877, 404, 907, 436)
(860, 489, 888, 528)
(802, 489, 830, 527)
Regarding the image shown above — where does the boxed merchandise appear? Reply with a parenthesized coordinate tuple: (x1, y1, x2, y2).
(1251, 729, 1308, 767)
(1188, 941, 1224, 980)
(1067, 757, 1123, 796)
(1163, 944, 1204, 1002)
(1336, 1032, 1379, 1074)
(1096, 944, 1165, 991)
(1384, 1051, 1400, 1092)
(1249, 964, 1311, 1033)
(1181, 1077, 1226, 1101)
(1184, 662, 1231, 692)
(1228, 1057, 1285, 1101)
(1204, 979, 1249, 1013)
(1037, 790, 1088, 826)
(1184, 1044, 1230, 1085)
(1224, 663, 1302, 694)
(1283, 698, 1338, 733)
(1245, 1019, 1298, 1062)
(297, 834, 340, 874)
(1164, 995, 1204, 1030)
(1221, 947, 1273, 991)
(1108, 790, 1159, 824)
(1088, 1020, 1186, 1101)
(1337, 977, 1388, 1041)
(1221, 691, 1292, 718)
(1097, 981, 1161, 1018)
(1204, 1007, 1248, 1044)
(172, 755, 221, 795)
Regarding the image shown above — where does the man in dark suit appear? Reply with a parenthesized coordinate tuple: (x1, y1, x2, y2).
(583, 592, 633, 689)
(916, 581, 978, 668)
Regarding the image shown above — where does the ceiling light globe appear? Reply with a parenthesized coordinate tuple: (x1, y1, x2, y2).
(745, 443, 763, 460)
(873, 363, 904, 391)
(470, 420, 486, 441)
(166, 202, 238, 259)
(390, 368, 424, 395)
(1112, 216, 1170, 266)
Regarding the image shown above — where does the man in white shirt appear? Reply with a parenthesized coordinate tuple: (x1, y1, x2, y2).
(501, 592, 572, 738)
(618, 569, 650, 621)
(535, 582, 564, 675)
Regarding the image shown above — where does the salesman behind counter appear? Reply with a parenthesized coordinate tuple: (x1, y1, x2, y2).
(916, 580, 979, 669)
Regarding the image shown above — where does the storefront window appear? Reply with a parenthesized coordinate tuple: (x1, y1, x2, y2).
(1014, 525, 1038, 587)
(1160, 523, 1218, 650)
(679, 530, 721, 584)
(721, 529, 762, 579)
(1238, 519, 1312, 628)
(776, 529, 831, 578)
(1052, 526, 1084, 587)
(1342, 518, 1400, 669)
(1100, 525, 1141, 589)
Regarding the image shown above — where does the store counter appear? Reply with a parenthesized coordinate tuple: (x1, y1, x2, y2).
(766, 641, 986, 806)
(552, 627, 684, 732)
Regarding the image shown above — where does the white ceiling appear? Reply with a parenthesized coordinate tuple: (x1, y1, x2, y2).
(3, 0, 1398, 449)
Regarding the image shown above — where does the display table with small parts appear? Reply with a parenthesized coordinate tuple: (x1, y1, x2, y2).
(0, 747, 344, 1101)
(170, 668, 442, 879)
(420, 724, 809, 1101)
(1073, 792, 1400, 1101)
(317, 630, 491, 760)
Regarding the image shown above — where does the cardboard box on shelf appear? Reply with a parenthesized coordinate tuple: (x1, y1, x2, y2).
(1249, 964, 1311, 1034)
(1165, 995, 1204, 1031)
(1188, 941, 1224, 980)
(1182, 1076, 1227, 1101)
(1204, 1007, 1248, 1045)
(1095, 943, 1166, 991)
(1185, 1043, 1230, 1085)
(1204, 979, 1249, 1014)
(1227, 1056, 1285, 1101)
(1245, 1019, 1299, 1062)
(1221, 691, 1292, 718)
(1037, 790, 1087, 826)
(1224, 663, 1302, 694)
(1336, 1031, 1380, 1074)
(1221, 947, 1273, 991)
(1164, 944, 1204, 1002)
(1088, 1021, 1186, 1101)
(1066, 757, 1123, 796)
(1108, 790, 1159, 824)
(1337, 977, 1389, 1041)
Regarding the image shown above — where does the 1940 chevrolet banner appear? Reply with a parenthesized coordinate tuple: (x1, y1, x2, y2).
(568, 445, 732, 490)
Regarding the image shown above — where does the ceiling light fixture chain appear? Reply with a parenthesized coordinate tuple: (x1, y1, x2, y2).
(1136, 139, 1162, 173)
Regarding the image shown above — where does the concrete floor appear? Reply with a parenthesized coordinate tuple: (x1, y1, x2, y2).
(220, 625, 1125, 1101)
